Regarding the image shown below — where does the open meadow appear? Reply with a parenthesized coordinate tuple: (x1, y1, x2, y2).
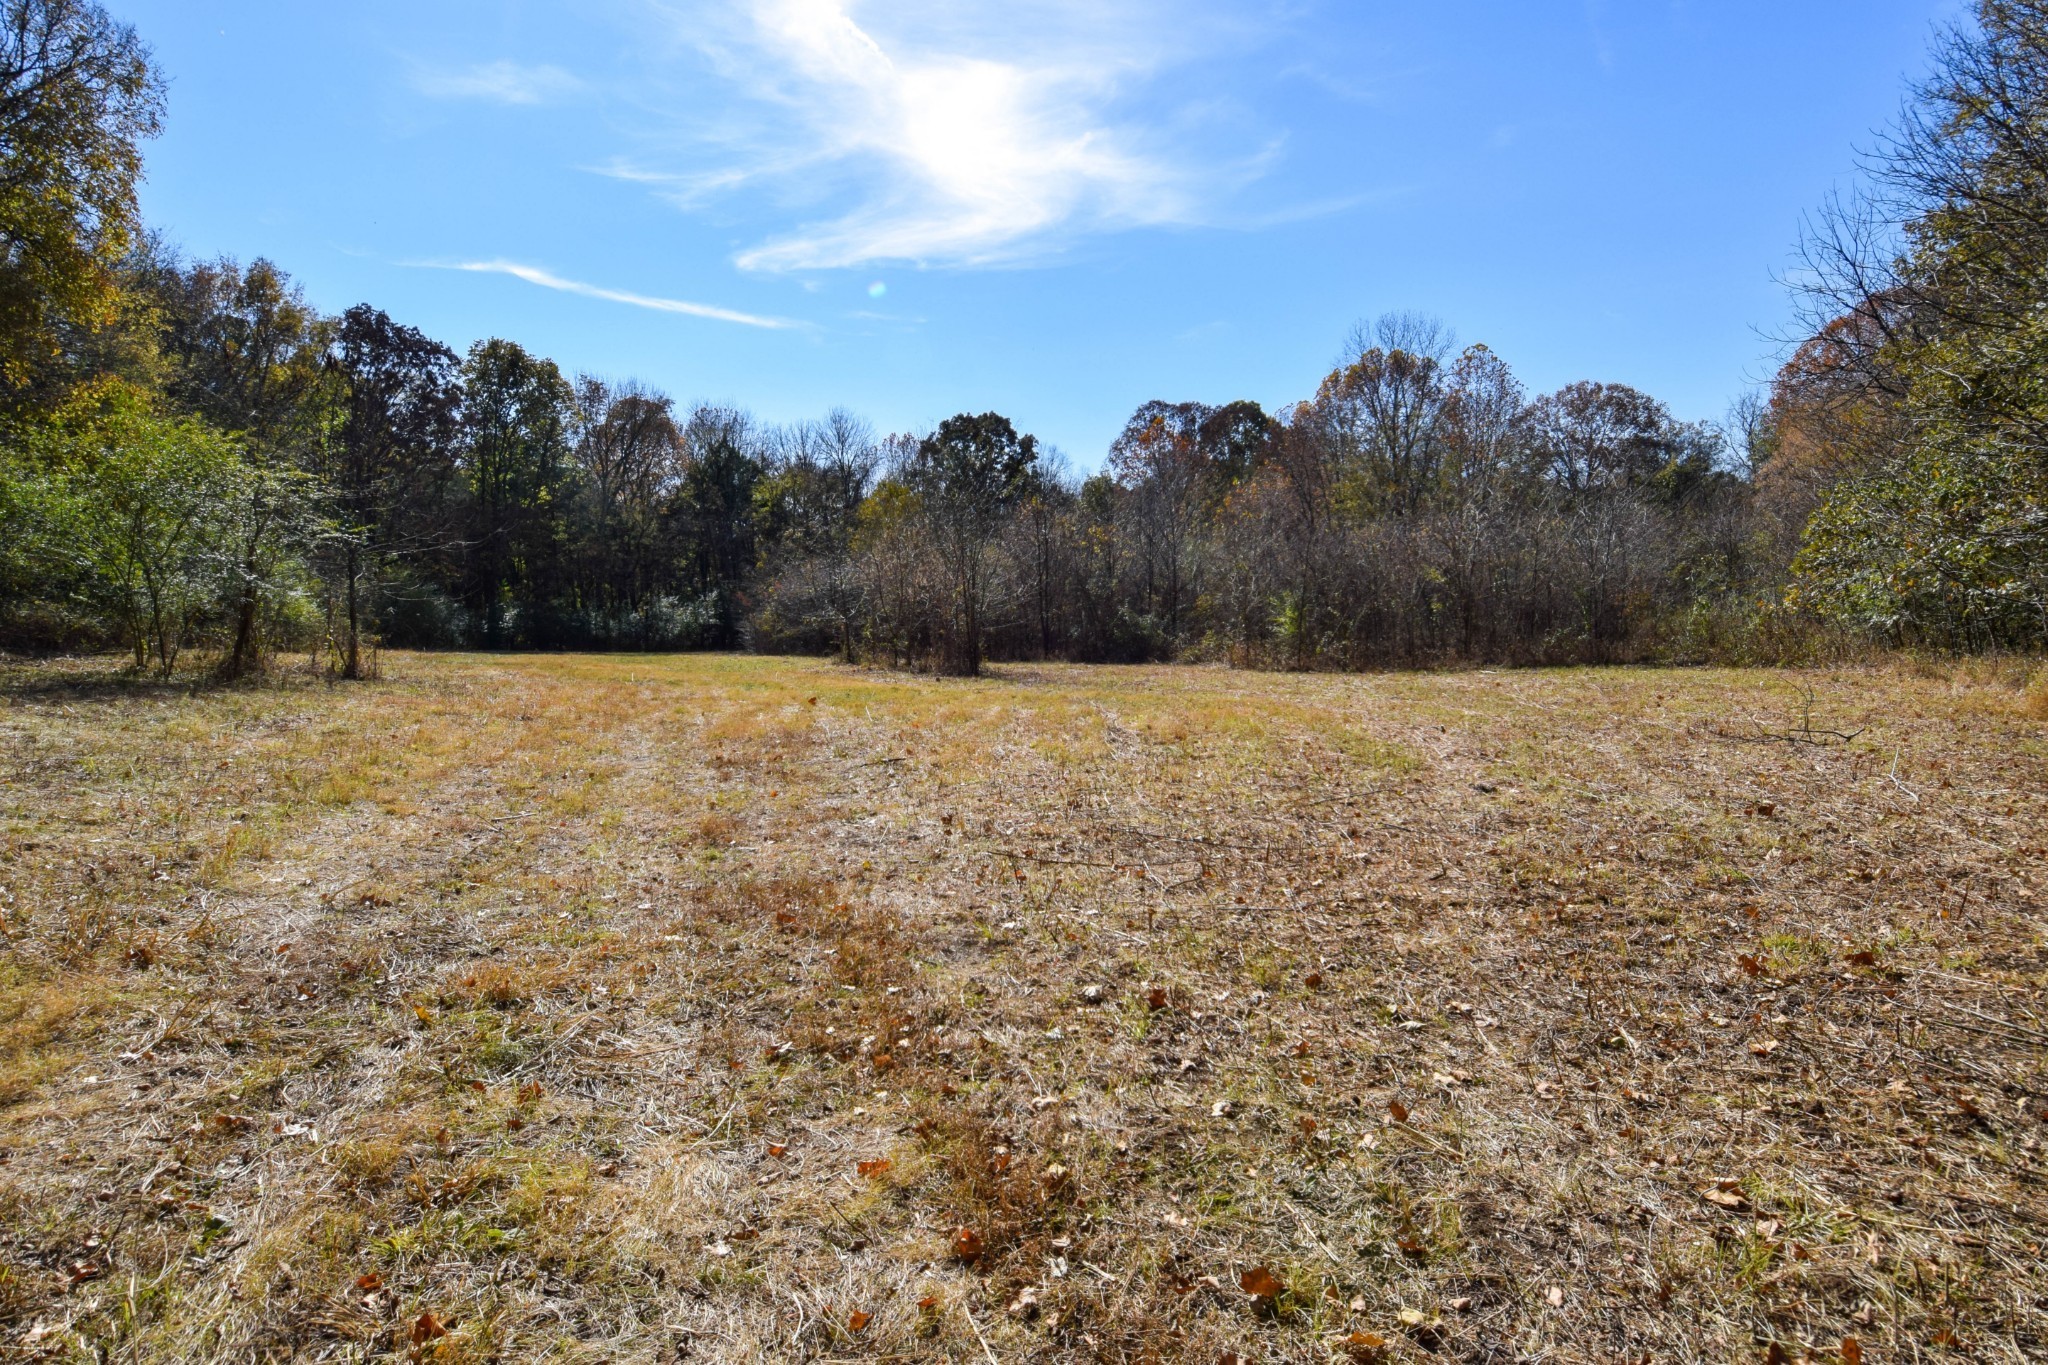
(2, 653, 2046, 1364)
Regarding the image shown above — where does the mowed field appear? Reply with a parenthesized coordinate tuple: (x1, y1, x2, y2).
(2, 655, 2046, 1364)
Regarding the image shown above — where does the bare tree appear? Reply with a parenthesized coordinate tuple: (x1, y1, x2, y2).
(1303, 313, 1456, 514)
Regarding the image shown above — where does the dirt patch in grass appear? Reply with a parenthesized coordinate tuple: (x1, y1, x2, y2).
(1, 652, 2045, 1362)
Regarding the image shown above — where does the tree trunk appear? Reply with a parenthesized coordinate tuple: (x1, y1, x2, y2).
(342, 541, 363, 680)
(226, 557, 260, 679)
(960, 551, 982, 676)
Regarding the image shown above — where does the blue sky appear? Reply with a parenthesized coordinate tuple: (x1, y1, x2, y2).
(123, 0, 1959, 466)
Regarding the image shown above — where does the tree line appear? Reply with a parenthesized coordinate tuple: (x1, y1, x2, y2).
(1767, 0, 2048, 651)
(1, 0, 2044, 677)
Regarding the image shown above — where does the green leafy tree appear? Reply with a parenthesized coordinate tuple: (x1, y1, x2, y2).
(0, 437, 59, 625)
(754, 408, 878, 559)
(568, 376, 684, 638)
(677, 406, 765, 646)
(1791, 1, 2048, 646)
(1523, 381, 1718, 502)
(0, 0, 163, 411)
(145, 257, 336, 673)
(35, 401, 250, 674)
(901, 411, 1040, 675)
(323, 304, 461, 675)
(460, 338, 573, 644)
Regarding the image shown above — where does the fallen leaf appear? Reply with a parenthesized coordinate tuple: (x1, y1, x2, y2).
(1388, 1099, 1410, 1123)
(918, 1296, 939, 1311)
(767, 1144, 787, 1158)
(1343, 1334, 1389, 1362)
(1702, 1186, 1749, 1210)
(1147, 987, 1169, 1011)
(355, 1272, 383, 1292)
(952, 1227, 984, 1261)
(1841, 1339, 1863, 1365)
(1750, 1038, 1780, 1057)
(1240, 1266, 1284, 1299)
(1846, 950, 1877, 967)
(1304, 972, 1323, 990)
(856, 1159, 892, 1178)
(410, 1312, 448, 1346)
(847, 1309, 872, 1332)
(1545, 1286, 1564, 1308)
(1738, 954, 1764, 978)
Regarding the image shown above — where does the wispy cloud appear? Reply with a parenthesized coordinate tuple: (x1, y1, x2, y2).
(412, 60, 584, 106)
(1583, 0, 1615, 70)
(582, 159, 795, 209)
(637, 0, 1267, 271)
(440, 260, 795, 329)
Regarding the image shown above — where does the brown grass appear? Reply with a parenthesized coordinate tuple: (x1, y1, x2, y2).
(2025, 667, 2048, 721)
(0, 651, 2044, 1362)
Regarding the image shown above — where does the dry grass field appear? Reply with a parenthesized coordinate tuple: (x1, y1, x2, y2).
(2, 653, 2046, 1364)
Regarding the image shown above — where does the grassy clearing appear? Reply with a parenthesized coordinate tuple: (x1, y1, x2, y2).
(1, 652, 2045, 1363)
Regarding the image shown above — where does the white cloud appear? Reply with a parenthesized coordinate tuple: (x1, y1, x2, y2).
(445, 260, 795, 329)
(413, 60, 584, 106)
(642, 0, 1259, 271)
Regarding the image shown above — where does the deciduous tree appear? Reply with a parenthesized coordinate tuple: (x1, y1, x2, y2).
(0, 0, 162, 410)
(901, 412, 1040, 675)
